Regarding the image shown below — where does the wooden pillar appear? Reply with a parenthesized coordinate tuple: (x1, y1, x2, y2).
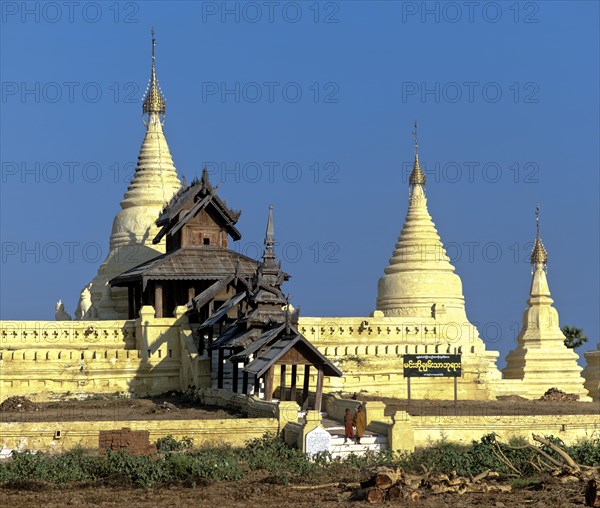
(302, 365, 311, 406)
(314, 367, 324, 412)
(290, 364, 297, 403)
(242, 360, 249, 394)
(264, 366, 274, 401)
(232, 360, 239, 393)
(254, 375, 260, 396)
(137, 283, 143, 313)
(127, 287, 134, 319)
(242, 370, 249, 395)
(133, 284, 141, 318)
(154, 282, 163, 318)
(208, 328, 213, 347)
(280, 365, 287, 401)
(217, 348, 224, 389)
(188, 286, 196, 304)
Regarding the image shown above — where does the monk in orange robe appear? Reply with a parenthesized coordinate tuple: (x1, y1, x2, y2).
(353, 405, 366, 444)
(344, 408, 354, 444)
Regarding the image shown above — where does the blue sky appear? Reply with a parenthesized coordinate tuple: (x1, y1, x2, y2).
(1, 1, 598, 369)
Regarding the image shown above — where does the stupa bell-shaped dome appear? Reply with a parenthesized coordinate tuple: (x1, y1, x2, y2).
(376, 131, 466, 320)
(86, 32, 181, 319)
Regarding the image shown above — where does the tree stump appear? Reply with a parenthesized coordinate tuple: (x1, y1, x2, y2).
(365, 487, 384, 504)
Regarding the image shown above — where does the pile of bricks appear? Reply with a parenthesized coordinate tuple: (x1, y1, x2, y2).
(98, 428, 156, 456)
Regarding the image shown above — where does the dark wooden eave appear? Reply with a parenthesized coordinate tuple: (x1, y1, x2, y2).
(225, 324, 342, 378)
(109, 247, 259, 290)
(240, 325, 343, 378)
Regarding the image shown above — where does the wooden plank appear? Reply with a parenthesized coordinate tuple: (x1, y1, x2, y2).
(276, 344, 314, 365)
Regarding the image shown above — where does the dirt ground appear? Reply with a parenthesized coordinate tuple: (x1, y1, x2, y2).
(0, 472, 590, 507)
(0, 394, 242, 423)
(2, 392, 598, 424)
(354, 394, 600, 418)
(0, 394, 598, 506)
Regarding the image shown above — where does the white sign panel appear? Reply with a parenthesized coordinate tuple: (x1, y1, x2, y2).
(305, 426, 331, 459)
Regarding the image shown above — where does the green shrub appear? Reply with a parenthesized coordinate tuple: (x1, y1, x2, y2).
(1, 432, 599, 489)
(240, 433, 315, 477)
(566, 438, 600, 466)
(156, 435, 193, 452)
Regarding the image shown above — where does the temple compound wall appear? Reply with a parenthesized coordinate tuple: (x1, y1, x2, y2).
(1, 390, 598, 455)
(1, 311, 597, 402)
(297, 315, 502, 400)
(0, 306, 209, 402)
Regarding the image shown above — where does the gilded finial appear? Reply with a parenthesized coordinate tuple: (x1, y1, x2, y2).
(142, 28, 167, 122)
(409, 120, 426, 187)
(531, 204, 548, 268)
(412, 120, 419, 155)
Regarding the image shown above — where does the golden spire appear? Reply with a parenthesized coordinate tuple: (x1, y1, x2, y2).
(142, 28, 166, 121)
(530, 205, 548, 269)
(409, 120, 426, 187)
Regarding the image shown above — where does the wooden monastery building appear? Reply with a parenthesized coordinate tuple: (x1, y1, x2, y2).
(111, 170, 342, 410)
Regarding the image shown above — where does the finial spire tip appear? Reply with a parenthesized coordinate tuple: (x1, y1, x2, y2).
(531, 204, 548, 268)
(142, 28, 166, 121)
(408, 120, 426, 187)
(411, 120, 419, 154)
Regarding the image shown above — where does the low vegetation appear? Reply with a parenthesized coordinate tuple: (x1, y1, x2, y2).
(0, 433, 598, 489)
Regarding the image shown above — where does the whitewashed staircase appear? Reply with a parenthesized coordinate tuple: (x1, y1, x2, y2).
(322, 422, 388, 459)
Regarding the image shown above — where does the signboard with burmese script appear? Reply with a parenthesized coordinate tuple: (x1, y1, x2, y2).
(403, 354, 462, 378)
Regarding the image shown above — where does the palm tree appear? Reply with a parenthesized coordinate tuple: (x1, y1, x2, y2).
(561, 326, 588, 349)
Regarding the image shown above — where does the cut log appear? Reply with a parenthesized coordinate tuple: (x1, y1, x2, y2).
(374, 467, 402, 490)
(403, 472, 425, 488)
(472, 469, 491, 482)
(406, 489, 421, 502)
(366, 487, 385, 504)
(447, 476, 465, 487)
(430, 484, 458, 494)
(387, 485, 402, 501)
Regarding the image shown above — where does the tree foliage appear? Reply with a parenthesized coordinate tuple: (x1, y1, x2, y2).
(562, 325, 588, 349)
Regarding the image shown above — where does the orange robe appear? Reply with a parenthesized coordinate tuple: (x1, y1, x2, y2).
(344, 412, 354, 439)
(353, 410, 366, 438)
